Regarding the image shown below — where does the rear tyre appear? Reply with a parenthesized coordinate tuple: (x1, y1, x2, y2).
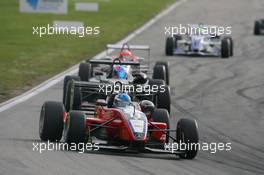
(63, 111, 86, 145)
(63, 75, 80, 104)
(221, 38, 230, 59)
(147, 79, 170, 113)
(63, 76, 81, 112)
(155, 61, 170, 85)
(153, 65, 166, 83)
(254, 20, 261, 35)
(165, 37, 174, 56)
(176, 118, 199, 159)
(39, 101, 65, 142)
(152, 109, 170, 143)
(225, 37, 233, 57)
(156, 85, 171, 114)
(78, 62, 91, 81)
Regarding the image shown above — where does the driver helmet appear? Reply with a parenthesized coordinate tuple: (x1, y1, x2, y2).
(113, 93, 131, 108)
(113, 65, 127, 79)
(119, 50, 132, 58)
(140, 100, 155, 117)
(119, 50, 137, 61)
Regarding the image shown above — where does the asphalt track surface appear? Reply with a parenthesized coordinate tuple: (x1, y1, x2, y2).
(1, 0, 264, 174)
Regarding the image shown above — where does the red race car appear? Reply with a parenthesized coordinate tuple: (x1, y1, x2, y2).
(39, 81, 199, 159)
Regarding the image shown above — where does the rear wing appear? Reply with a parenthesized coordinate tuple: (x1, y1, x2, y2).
(65, 80, 159, 111)
(106, 43, 150, 65)
(89, 59, 140, 66)
(106, 44, 150, 51)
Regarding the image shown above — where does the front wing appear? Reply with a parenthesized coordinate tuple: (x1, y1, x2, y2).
(173, 47, 221, 56)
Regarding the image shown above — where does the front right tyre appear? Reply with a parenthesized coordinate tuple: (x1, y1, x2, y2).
(148, 79, 171, 113)
(176, 118, 199, 159)
(63, 111, 86, 145)
(224, 36, 234, 57)
(221, 37, 230, 59)
(254, 20, 261, 35)
(153, 65, 167, 84)
(155, 61, 170, 85)
(152, 108, 170, 143)
(165, 37, 174, 56)
(156, 85, 171, 114)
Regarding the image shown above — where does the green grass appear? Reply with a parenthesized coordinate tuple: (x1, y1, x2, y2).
(0, 0, 176, 102)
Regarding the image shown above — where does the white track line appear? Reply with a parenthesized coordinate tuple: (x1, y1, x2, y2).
(0, 0, 186, 113)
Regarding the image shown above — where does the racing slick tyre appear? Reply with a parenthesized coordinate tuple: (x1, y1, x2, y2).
(63, 75, 82, 112)
(221, 38, 230, 59)
(146, 79, 170, 113)
(63, 75, 80, 104)
(153, 65, 167, 83)
(176, 118, 199, 159)
(224, 36, 234, 57)
(78, 62, 91, 81)
(152, 108, 170, 143)
(63, 111, 86, 145)
(155, 61, 170, 85)
(165, 37, 174, 56)
(254, 20, 261, 35)
(39, 101, 65, 142)
(229, 37, 234, 57)
(156, 85, 171, 114)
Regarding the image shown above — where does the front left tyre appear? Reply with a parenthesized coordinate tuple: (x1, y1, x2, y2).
(63, 111, 86, 144)
(39, 101, 65, 141)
